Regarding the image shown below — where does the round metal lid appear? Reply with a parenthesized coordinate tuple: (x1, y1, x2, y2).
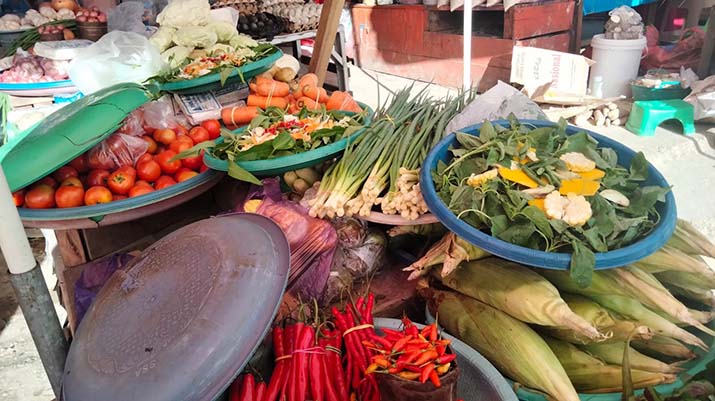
(62, 213, 290, 401)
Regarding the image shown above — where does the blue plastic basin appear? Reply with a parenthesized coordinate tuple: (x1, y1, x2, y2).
(419, 119, 677, 270)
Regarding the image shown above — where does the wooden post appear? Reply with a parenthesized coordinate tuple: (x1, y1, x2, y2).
(309, 0, 346, 85)
(571, 0, 583, 53)
(698, 6, 715, 77)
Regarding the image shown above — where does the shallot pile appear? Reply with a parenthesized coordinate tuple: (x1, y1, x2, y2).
(0, 50, 69, 83)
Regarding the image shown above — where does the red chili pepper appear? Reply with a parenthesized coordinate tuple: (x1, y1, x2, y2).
(287, 322, 304, 401)
(319, 344, 341, 401)
(264, 363, 286, 401)
(329, 335, 349, 401)
(429, 370, 441, 388)
(414, 350, 439, 367)
(435, 353, 457, 365)
(435, 344, 446, 356)
(435, 339, 451, 346)
(387, 362, 406, 374)
(228, 379, 241, 401)
(295, 325, 314, 401)
(309, 351, 324, 401)
(381, 328, 403, 338)
(402, 349, 423, 364)
(369, 334, 392, 350)
(420, 325, 432, 338)
(391, 336, 412, 352)
(407, 339, 429, 346)
(238, 374, 255, 401)
(366, 294, 375, 325)
(254, 382, 266, 401)
(361, 340, 378, 349)
(420, 364, 435, 384)
(429, 325, 438, 342)
(406, 325, 419, 337)
(404, 364, 423, 373)
(371, 355, 390, 368)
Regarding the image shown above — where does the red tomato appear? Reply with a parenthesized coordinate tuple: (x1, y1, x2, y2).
(142, 136, 158, 154)
(175, 169, 199, 182)
(36, 176, 57, 189)
(153, 128, 177, 145)
(137, 153, 154, 165)
(12, 190, 25, 207)
(53, 166, 79, 183)
(107, 171, 135, 195)
(84, 186, 113, 205)
(188, 126, 210, 144)
(137, 160, 162, 182)
(129, 185, 155, 198)
(134, 180, 152, 188)
(174, 125, 189, 137)
(87, 169, 110, 187)
(201, 119, 221, 140)
(69, 155, 90, 173)
(112, 194, 128, 201)
(181, 151, 204, 171)
(169, 135, 194, 154)
(117, 165, 137, 179)
(61, 177, 83, 188)
(155, 175, 177, 190)
(155, 150, 182, 174)
(25, 185, 56, 209)
(55, 185, 85, 208)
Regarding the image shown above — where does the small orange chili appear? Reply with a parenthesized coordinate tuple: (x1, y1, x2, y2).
(372, 355, 390, 368)
(436, 362, 451, 375)
(429, 324, 438, 342)
(397, 371, 420, 381)
(435, 339, 451, 346)
(414, 350, 439, 367)
(429, 370, 441, 388)
(365, 363, 379, 375)
(392, 336, 412, 352)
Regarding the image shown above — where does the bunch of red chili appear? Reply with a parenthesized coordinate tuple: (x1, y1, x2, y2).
(228, 373, 265, 401)
(331, 293, 380, 401)
(362, 318, 455, 389)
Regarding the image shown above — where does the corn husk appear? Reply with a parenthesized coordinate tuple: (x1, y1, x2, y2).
(543, 294, 653, 345)
(590, 294, 708, 350)
(539, 267, 715, 336)
(667, 219, 715, 258)
(403, 232, 490, 280)
(632, 335, 698, 360)
(636, 245, 715, 287)
(655, 270, 715, 307)
(580, 342, 683, 373)
(428, 290, 580, 401)
(656, 308, 715, 325)
(544, 337, 677, 393)
(439, 259, 605, 341)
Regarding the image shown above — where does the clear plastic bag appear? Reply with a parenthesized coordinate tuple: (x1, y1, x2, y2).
(604, 5, 643, 40)
(87, 133, 149, 170)
(142, 96, 187, 130)
(108, 1, 147, 35)
(117, 108, 146, 136)
(68, 31, 165, 94)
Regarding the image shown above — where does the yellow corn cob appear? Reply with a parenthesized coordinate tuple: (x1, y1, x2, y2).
(544, 337, 677, 394)
(429, 290, 580, 401)
(440, 258, 605, 341)
(403, 232, 490, 280)
(632, 335, 697, 360)
(580, 342, 683, 374)
(667, 219, 715, 258)
(544, 294, 653, 345)
(589, 294, 708, 350)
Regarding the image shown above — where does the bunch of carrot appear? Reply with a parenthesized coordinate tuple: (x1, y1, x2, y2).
(221, 73, 362, 129)
(362, 319, 456, 388)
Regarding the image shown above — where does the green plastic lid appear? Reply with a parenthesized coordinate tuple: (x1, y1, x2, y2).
(0, 83, 154, 192)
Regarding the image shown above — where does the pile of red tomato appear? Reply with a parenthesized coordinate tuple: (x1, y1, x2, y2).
(12, 120, 222, 209)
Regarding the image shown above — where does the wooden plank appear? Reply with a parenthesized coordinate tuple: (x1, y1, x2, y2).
(309, 0, 346, 85)
(517, 31, 572, 52)
(55, 229, 87, 268)
(504, 0, 575, 40)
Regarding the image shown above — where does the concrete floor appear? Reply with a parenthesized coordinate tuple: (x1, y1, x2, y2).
(1, 66, 714, 401)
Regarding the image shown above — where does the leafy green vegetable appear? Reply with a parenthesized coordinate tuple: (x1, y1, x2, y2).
(434, 117, 669, 286)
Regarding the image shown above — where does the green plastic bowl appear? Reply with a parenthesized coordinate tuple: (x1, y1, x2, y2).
(159, 50, 282, 94)
(203, 103, 374, 176)
(631, 84, 691, 101)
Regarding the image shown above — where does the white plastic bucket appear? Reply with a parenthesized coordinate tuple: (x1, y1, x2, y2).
(589, 34, 647, 98)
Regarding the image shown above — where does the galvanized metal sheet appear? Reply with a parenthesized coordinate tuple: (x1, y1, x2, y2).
(62, 213, 290, 401)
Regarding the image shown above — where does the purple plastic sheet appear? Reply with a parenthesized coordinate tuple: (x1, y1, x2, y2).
(74, 253, 134, 325)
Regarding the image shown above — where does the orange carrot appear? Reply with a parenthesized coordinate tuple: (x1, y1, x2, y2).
(292, 87, 303, 98)
(247, 94, 289, 109)
(302, 85, 329, 103)
(326, 91, 362, 113)
(222, 106, 260, 127)
(249, 82, 258, 93)
(255, 80, 290, 97)
(297, 97, 321, 111)
(298, 73, 319, 89)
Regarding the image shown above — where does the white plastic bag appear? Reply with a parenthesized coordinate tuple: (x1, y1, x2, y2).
(68, 31, 165, 94)
(108, 2, 147, 35)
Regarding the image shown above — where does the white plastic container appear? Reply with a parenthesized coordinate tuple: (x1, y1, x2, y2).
(589, 34, 647, 98)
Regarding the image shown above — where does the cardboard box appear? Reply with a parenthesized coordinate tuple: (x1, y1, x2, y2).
(510, 46, 594, 104)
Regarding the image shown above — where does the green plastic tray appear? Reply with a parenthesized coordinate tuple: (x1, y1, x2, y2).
(158, 50, 282, 94)
(203, 103, 374, 176)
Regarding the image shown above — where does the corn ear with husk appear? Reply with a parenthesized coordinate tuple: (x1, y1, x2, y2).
(589, 294, 709, 350)
(655, 270, 715, 307)
(403, 232, 489, 280)
(543, 294, 653, 345)
(438, 258, 605, 341)
(667, 219, 715, 258)
(632, 335, 698, 360)
(579, 342, 683, 373)
(427, 290, 580, 401)
(543, 337, 677, 393)
(635, 245, 715, 287)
